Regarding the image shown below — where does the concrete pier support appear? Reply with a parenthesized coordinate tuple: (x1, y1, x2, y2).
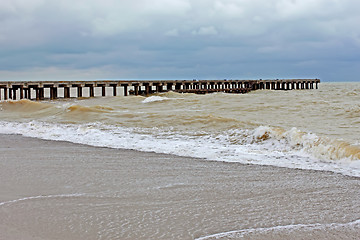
(9, 88, 13, 99)
(50, 87, 57, 100)
(64, 87, 70, 98)
(20, 87, 24, 99)
(50, 88, 54, 100)
(89, 86, 94, 97)
(124, 85, 128, 96)
(35, 88, 39, 100)
(39, 88, 45, 100)
(134, 85, 139, 95)
(112, 85, 117, 96)
(102, 86, 106, 96)
(3, 88, 7, 100)
(167, 83, 173, 91)
(157, 84, 163, 92)
(0, 79, 320, 101)
(145, 84, 151, 95)
(77, 87, 82, 98)
(12, 88, 17, 100)
(175, 83, 181, 90)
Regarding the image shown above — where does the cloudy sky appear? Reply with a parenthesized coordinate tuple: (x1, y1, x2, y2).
(0, 0, 359, 81)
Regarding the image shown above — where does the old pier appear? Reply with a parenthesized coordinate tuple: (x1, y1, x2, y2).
(0, 79, 320, 101)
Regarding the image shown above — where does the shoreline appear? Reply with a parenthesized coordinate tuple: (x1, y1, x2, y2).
(1, 132, 359, 179)
(1, 134, 360, 239)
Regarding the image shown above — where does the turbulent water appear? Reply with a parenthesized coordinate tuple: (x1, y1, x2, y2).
(1, 82, 360, 239)
(0, 82, 360, 176)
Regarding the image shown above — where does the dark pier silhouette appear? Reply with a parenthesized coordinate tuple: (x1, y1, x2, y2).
(0, 79, 320, 101)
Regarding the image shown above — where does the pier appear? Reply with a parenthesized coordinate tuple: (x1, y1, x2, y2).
(0, 79, 320, 101)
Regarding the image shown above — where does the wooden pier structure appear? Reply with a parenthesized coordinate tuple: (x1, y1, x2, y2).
(0, 79, 320, 101)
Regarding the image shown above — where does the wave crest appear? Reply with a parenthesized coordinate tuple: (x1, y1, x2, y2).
(0, 99, 52, 112)
(252, 126, 360, 161)
(66, 105, 113, 113)
(0, 121, 359, 177)
(142, 96, 170, 103)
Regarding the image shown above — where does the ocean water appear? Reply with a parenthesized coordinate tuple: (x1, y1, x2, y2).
(0, 82, 359, 177)
(1, 82, 360, 239)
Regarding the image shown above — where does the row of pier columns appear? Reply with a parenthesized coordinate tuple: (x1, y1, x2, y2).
(264, 81, 318, 90)
(131, 81, 255, 93)
(129, 80, 318, 94)
(0, 85, 122, 101)
(0, 79, 320, 101)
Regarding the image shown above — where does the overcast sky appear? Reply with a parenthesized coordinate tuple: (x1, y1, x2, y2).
(0, 0, 359, 81)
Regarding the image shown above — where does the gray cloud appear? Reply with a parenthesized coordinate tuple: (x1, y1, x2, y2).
(0, 0, 359, 81)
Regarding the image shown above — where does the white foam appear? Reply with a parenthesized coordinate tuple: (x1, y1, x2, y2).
(0, 121, 359, 177)
(0, 193, 85, 207)
(142, 96, 169, 103)
(251, 126, 360, 162)
(196, 219, 360, 239)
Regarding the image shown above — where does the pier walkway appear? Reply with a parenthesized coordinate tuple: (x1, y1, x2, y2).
(0, 79, 320, 101)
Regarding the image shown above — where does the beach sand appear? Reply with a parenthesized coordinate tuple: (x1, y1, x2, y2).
(1, 134, 359, 239)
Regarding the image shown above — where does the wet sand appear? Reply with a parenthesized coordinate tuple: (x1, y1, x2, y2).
(0, 134, 359, 240)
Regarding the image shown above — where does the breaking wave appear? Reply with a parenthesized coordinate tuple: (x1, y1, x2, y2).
(0, 99, 52, 112)
(0, 121, 359, 177)
(252, 126, 360, 161)
(142, 96, 170, 103)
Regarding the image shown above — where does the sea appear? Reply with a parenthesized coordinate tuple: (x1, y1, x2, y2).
(0, 82, 359, 239)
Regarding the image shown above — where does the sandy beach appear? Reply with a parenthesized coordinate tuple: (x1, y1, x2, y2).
(1, 134, 359, 239)
(2, 0, 360, 238)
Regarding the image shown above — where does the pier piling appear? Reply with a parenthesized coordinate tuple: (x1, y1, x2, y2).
(0, 79, 320, 101)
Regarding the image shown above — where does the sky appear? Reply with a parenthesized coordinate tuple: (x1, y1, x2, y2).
(0, 0, 359, 82)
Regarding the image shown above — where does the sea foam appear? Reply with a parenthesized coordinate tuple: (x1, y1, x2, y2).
(0, 120, 359, 177)
(196, 219, 360, 240)
(142, 96, 169, 103)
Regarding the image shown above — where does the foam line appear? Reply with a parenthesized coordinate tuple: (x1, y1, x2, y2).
(196, 219, 360, 240)
(0, 120, 359, 177)
(0, 193, 85, 207)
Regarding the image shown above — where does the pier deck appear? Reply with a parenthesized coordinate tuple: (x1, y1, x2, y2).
(0, 79, 320, 101)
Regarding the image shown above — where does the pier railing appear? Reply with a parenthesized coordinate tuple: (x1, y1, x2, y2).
(0, 79, 320, 101)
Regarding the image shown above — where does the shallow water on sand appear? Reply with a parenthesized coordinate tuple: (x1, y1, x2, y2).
(1, 135, 359, 240)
